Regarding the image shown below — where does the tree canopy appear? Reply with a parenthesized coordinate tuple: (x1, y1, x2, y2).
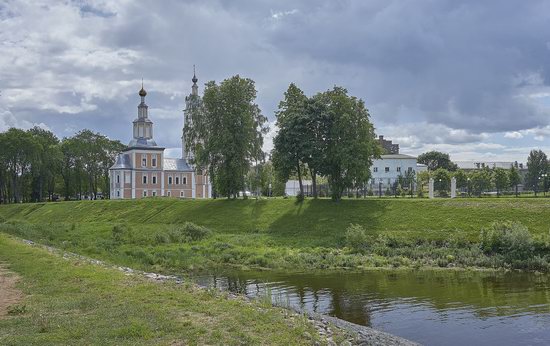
(417, 151, 458, 171)
(184, 75, 268, 198)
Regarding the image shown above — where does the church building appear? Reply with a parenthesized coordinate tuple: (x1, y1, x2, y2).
(109, 72, 211, 199)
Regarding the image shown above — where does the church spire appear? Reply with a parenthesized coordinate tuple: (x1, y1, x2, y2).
(129, 80, 157, 147)
(191, 65, 198, 96)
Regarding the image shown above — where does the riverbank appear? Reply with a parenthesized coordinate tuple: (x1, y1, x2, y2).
(0, 233, 346, 345)
(0, 199, 549, 272)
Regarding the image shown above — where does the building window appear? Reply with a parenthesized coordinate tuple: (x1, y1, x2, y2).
(143, 190, 147, 197)
(116, 190, 120, 197)
(180, 191, 184, 197)
(152, 175, 157, 184)
(175, 176, 180, 185)
(152, 155, 157, 167)
(183, 177, 187, 185)
(116, 175, 120, 183)
(167, 191, 171, 197)
(397, 167, 401, 172)
(168, 176, 173, 185)
(385, 167, 390, 173)
(143, 175, 147, 184)
(142, 156, 147, 167)
(152, 191, 157, 197)
(373, 167, 378, 173)
(408, 167, 413, 172)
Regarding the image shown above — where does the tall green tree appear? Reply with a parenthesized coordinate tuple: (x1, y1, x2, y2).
(453, 169, 468, 191)
(272, 83, 310, 197)
(316, 87, 379, 201)
(0, 128, 40, 202)
(492, 167, 509, 197)
(470, 168, 492, 197)
(432, 168, 451, 195)
(526, 149, 548, 196)
(28, 127, 62, 202)
(508, 165, 522, 197)
(417, 151, 458, 171)
(186, 75, 268, 198)
(59, 130, 123, 200)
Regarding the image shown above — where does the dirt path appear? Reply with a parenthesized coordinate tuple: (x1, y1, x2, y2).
(0, 262, 23, 319)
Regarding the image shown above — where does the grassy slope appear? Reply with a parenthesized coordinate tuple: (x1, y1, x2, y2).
(0, 198, 549, 272)
(0, 234, 318, 345)
(1, 198, 550, 242)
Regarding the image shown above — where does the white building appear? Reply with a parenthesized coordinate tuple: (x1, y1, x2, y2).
(369, 154, 427, 193)
(455, 161, 525, 170)
(285, 180, 313, 196)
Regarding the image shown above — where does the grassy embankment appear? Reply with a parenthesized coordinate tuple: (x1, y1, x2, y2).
(0, 198, 550, 272)
(0, 233, 323, 345)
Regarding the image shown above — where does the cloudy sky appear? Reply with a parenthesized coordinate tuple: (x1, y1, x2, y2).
(1, 0, 550, 162)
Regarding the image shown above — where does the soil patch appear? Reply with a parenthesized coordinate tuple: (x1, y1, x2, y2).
(0, 262, 23, 319)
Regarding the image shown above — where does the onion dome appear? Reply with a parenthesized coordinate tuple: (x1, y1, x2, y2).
(139, 79, 147, 97)
(192, 65, 198, 84)
(139, 86, 147, 97)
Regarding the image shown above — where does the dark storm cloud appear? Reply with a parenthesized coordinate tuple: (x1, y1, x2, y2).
(260, 0, 550, 132)
(1, 0, 550, 159)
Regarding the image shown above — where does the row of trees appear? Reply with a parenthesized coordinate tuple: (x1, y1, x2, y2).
(271, 84, 380, 201)
(0, 127, 124, 203)
(184, 78, 380, 201)
(414, 149, 548, 196)
(419, 166, 522, 197)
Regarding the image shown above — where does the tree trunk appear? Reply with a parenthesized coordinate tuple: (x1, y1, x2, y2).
(12, 173, 18, 203)
(296, 160, 304, 197)
(310, 168, 318, 198)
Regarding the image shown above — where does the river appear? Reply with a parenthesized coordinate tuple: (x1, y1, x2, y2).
(193, 269, 550, 345)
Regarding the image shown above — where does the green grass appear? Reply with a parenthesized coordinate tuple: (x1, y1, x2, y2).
(0, 233, 319, 345)
(0, 198, 550, 272)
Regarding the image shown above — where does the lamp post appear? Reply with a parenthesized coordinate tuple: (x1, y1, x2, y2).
(467, 177, 471, 197)
(542, 174, 548, 197)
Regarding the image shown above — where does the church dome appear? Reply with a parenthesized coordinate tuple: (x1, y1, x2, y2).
(139, 87, 147, 97)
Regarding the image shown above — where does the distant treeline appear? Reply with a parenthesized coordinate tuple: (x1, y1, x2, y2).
(0, 127, 124, 203)
(413, 150, 549, 197)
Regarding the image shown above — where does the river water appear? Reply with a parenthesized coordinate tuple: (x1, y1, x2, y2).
(193, 269, 550, 345)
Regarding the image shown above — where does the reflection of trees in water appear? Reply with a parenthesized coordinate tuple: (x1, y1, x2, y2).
(202, 270, 550, 323)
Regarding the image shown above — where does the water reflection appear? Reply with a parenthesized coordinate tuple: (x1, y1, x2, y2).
(193, 270, 550, 345)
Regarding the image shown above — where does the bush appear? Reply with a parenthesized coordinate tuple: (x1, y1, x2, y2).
(480, 221, 534, 261)
(296, 193, 305, 202)
(154, 232, 170, 244)
(111, 224, 130, 242)
(345, 224, 370, 253)
(170, 222, 211, 242)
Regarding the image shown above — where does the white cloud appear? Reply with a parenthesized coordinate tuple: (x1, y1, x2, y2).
(0, 107, 50, 132)
(270, 9, 298, 20)
(262, 121, 278, 155)
(504, 131, 523, 139)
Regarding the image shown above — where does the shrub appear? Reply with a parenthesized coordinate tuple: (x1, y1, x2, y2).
(170, 222, 211, 242)
(154, 232, 170, 244)
(111, 224, 129, 242)
(480, 221, 534, 261)
(345, 224, 370, 253)
(296, 193, 305, 202)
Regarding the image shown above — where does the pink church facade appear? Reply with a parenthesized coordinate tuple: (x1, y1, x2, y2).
(109, 74, 211, 199)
